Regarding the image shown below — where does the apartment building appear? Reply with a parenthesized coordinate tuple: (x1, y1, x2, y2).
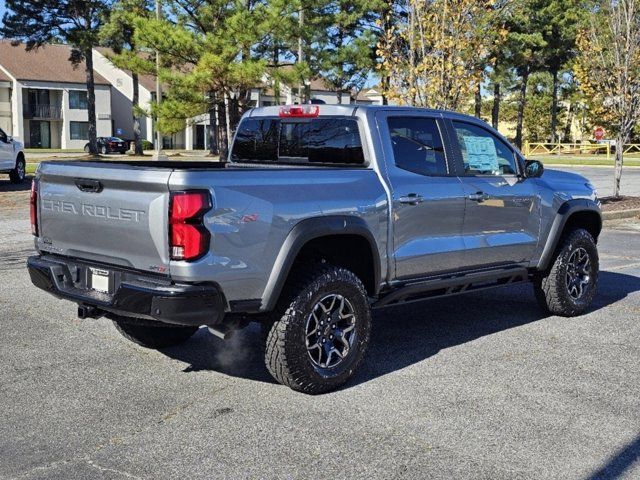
(0, 41, 384, 150)
(0, 41, 113, 149)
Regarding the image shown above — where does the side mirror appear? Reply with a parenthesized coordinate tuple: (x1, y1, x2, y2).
(525, 159, 544, 178)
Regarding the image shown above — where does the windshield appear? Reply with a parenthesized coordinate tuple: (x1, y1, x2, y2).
(231, 117, 364, 166)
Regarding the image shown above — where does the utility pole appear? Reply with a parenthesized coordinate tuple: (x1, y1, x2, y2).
(298, 7, 305, 104)
(152, 0, 168, 160)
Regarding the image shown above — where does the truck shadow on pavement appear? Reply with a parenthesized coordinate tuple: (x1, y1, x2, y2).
(0, 176, 32, 191)
(160, 270, 640, 388)
(585, 431, 640, 480)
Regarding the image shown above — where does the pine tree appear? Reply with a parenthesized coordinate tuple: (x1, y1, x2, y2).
(100, 0, 154, 155)
(320, 0, 384, 104)
(131, 0, 267, 155)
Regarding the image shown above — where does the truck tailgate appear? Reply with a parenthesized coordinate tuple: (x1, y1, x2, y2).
(36, 162, 172, 274)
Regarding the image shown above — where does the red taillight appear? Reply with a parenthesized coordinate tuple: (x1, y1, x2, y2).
(279, 105, 320, 118)
(169, 191, 212, 261)
(30, 179, 38, 236)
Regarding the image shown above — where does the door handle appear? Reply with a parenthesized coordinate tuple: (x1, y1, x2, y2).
(468, 192, 490, 202)
(398, 194, 424, 205)
(75, 178, 103, 193)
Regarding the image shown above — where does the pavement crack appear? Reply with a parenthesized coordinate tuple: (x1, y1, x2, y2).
(86, 460, 144, 479)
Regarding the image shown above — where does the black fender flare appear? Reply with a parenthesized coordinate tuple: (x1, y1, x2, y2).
(537, 198, 602, 271)
(260, 216, 381, 311)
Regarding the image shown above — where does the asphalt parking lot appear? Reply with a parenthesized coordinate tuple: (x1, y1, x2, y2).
(1, 174, 639, 479)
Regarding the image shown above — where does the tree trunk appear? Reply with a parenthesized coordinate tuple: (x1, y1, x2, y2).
(131, 72, 143, 155)
(563, 101, 573, 142)
(550, 68, 559, 143)
(208, 92, 218, 156)
(613, 133, 625, 198)
(474, 83, 482, 119)
(217, 101, 228, 159)
(515, 67, 530, 150)
(382, 76, 389, 105)
(224, 93, 232, 151)
(491, 82, 500, 129)
(85, 48, 98, 155)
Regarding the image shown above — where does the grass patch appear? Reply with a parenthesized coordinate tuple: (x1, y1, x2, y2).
(25, 148, 84, 153)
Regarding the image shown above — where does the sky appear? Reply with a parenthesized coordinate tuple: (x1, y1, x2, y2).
(0, 0, 5, 30)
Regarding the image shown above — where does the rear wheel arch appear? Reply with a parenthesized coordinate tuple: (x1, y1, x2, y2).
(261, 216, 381, 311)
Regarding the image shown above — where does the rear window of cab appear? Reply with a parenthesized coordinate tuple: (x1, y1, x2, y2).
(231, 117, 364, 165)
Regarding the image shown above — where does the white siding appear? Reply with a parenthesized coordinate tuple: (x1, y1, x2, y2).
(0, 85, 11, 135)
(92, 50, 153, 142)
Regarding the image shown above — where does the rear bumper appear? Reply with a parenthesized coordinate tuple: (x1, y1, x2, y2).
(27, 255, 225, 326)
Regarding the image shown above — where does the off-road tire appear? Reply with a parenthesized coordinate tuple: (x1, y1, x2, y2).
(534, 228, 599, 317)
(9, 155, 25, 183)
(265, 264, 371, 394)
(111, 316, 198, 349)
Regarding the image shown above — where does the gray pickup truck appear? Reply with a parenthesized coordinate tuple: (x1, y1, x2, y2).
(27, 105, 601, 394)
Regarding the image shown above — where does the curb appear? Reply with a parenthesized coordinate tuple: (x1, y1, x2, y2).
(602, 208, 640, 220)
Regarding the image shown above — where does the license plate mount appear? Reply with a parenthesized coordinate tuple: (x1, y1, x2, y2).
(90, 268, 111, 293)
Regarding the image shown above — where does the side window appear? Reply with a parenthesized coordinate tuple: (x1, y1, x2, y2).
(0, 128, 7, 143)
(452, 121, 518, 176)
(232, 118, 279, 161)
(388, 117, 447, 176)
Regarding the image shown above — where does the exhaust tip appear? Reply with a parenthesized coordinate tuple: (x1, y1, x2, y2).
(207, 325, 234, 341)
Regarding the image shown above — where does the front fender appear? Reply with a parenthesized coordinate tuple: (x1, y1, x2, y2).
(537, 199, 602, 271)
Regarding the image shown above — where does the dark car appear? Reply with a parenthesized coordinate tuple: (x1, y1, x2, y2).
(84, 137, 128, 154)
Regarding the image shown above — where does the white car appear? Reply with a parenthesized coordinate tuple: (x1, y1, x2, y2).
(0, 127, 26, 183)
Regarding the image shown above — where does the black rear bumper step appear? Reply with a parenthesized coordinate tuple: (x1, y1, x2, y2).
(373, 267, 528, 308)
(27, 255, 225, 326)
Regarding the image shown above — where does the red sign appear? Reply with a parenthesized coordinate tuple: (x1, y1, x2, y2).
(594, 126, 606, 141)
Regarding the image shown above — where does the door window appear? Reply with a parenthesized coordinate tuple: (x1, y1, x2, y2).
(452, 121, 518, 176)
(0, 128, 7, 143)
(387, 117, 447, 175)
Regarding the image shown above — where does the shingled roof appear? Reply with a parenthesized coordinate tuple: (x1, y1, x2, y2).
(0, 41, 110, 85)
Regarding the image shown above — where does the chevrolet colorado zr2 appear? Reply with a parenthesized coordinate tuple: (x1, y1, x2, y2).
(27, 105, 601, 394)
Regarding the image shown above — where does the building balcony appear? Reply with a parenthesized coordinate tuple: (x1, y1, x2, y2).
(23, 103, 62, 120)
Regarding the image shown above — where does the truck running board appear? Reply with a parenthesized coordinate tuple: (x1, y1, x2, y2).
(373, 267, 529, 308)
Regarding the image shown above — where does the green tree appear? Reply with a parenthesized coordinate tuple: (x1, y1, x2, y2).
(131, 0, 267, 155)
(321, 0, 383, 104)
(538, 0, 581, 142)
(504, 0, 546, 149)
(100, 0, 154, 155)
(523, 72, 556, 142)
(1, 0, 112, 154)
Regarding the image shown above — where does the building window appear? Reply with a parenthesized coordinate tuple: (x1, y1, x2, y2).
(69, 90, 88, 109)
(70, 121, 89, 140)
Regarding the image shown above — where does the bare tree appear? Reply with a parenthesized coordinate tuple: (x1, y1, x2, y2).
(575, 0, 640, 198)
